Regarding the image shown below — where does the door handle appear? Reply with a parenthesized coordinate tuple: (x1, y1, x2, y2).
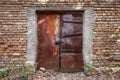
(55, 37, 61, 45)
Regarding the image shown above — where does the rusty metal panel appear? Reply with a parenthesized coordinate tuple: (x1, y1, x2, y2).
(61, 22, 82, 36)
(61, 36, 83, 53)
(36, 14, 59, 70)
(61, 54, 84, 72)
(62, 13, 83, 22)
(60, 13, 84, 72)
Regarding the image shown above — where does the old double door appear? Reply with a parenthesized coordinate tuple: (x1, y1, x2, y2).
(36, 12, 84, 72)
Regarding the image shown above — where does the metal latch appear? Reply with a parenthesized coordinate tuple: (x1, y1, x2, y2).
(55, 37, 61, 45)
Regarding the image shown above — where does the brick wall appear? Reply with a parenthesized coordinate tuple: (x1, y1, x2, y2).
(0, 0, 120, 69)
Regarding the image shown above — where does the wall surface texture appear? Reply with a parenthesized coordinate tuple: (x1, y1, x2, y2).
(0, 0, 120, 69)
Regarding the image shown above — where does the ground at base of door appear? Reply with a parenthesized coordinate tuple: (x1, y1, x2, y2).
(28, 70, 120, 80)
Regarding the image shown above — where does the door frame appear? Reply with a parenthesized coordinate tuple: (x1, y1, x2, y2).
(26, 7, 95, 71)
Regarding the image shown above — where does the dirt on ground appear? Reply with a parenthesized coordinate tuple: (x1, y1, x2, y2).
(1, 67, 120, 80)
(28, 70, 120, 80)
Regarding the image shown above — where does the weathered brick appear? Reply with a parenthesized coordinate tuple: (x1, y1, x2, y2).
(0, 0, 120, 69)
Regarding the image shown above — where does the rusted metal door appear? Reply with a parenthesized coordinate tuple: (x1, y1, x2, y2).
(60, 12, 84, 72)
(36, 14, 60, 70)
(36, 12, 84, 72)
